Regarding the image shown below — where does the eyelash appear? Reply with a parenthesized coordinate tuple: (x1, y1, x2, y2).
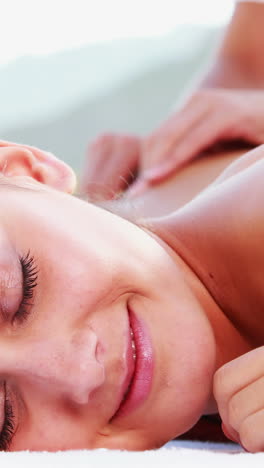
(0, 387, 15, 451)
(14, 251, 38, 324)
(0, 252, 38, 450)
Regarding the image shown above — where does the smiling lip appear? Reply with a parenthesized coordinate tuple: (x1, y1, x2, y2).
(113, 308, 154, 420)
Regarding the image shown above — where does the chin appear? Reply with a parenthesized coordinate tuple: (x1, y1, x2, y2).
(132, 365, 215, 451)
(155, 329, 216, 444)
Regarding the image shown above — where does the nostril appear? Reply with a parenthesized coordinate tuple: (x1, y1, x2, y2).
(95, 340, 105, 365)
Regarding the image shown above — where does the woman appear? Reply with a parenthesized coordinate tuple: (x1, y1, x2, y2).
(0, 138, 263, 453)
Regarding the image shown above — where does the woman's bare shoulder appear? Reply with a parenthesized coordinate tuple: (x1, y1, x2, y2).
(171, 148, 264, 344)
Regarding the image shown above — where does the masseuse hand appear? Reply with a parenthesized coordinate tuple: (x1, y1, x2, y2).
(214, 346, 264, 452)
(129, 88, 264, 195)
(82, 89, 264, 198)
(81, 133, 141, 199)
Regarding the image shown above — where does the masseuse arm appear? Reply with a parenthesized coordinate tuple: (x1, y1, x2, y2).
(202, 1, 264, 89)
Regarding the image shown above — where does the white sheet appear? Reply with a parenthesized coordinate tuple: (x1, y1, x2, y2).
(1, 440, 263, 468)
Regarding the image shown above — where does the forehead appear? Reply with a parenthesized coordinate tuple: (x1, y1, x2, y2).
(0, 180, 147, 267)
(1, 180, 119, 244)
(0, 178, 132, 231)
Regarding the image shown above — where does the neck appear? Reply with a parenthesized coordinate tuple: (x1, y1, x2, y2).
(148, 214, 252, 414)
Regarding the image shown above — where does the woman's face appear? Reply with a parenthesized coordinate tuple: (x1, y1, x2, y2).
(0, 180, 215, 451)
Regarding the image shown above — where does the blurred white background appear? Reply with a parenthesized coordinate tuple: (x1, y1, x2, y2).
(0, 0, 234, 171)
(0, 0, 233, 64)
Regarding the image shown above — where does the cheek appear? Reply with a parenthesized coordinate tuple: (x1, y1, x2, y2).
(12, 396, 101, 451)
(12, 422, 91, 451)
(167, 317, 216, 433)
(130, 292, 216, 436)
(36, 253, 113, 325)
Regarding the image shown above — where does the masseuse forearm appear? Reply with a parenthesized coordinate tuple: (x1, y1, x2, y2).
(201, 2, 264, 89)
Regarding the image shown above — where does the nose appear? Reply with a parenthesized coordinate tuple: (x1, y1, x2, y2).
(3, 327, 105, 405)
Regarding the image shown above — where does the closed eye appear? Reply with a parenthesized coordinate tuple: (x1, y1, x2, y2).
(0, 252, 39, 450)
(0, 384, 15, 451)
(13, 251, 38, 325)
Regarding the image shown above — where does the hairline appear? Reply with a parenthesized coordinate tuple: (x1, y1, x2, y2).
(0, 176, 156, 234)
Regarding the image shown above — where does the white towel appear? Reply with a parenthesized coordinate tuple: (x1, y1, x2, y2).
(1, 440, 263, 468)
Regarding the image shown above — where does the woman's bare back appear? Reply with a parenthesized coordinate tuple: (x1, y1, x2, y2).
(123, 148, 245, 217)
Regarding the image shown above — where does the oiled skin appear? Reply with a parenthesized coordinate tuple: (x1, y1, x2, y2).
(123, 148, 245, 217)
(123, 145, 252, 443)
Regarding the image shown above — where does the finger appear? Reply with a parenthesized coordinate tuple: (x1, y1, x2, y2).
(142, 111, 243, 184)
(82, 155, 123, 200)
(103, 142, 140, 194)
(227, 376, 264, 434)
(239, 409, 264, 452)
(98, 163, 137, 197)
(82, 135, 114, 187)
(93, 142, 139, 196)
(214, 348, 264, 408)
(82, 135, 140, 198)
(214, 348, 264, 435)
(142, 98, 211, 172)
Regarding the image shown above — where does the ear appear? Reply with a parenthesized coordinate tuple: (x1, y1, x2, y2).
(0, 141, 77, 193)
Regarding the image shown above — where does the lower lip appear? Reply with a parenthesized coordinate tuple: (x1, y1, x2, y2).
(114, 308, 154, 419)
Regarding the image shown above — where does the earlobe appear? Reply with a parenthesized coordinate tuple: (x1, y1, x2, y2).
(0, 141, 77, 193)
